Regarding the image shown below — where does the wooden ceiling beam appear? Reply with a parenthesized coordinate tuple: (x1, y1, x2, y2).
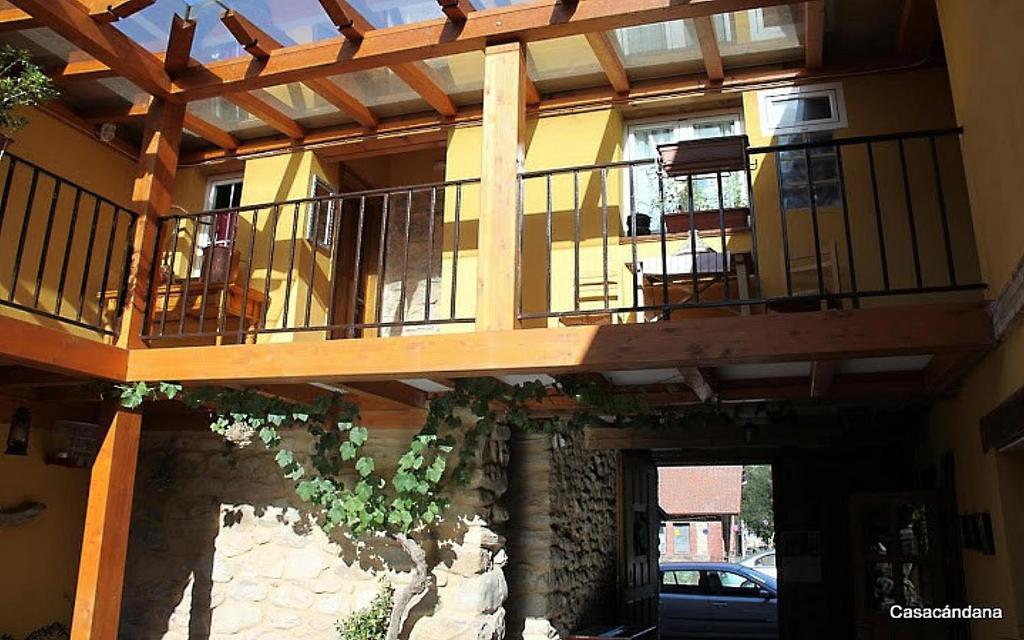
(89, 0, 154, 24)
(585, 31, 629, 94)
(221, 8, 379, 129)
(81, 100, 239, 150)
(170, 0, 796, 99)
(693, 15, 724, 82)
(809, 359, 836, 398)
(341, 381, 427, 409)
(438, 0, 476, 22)
(165, 13, 196, 77)
(8, 0, 172, 97)
(804, 0, 825, 69)
(0, 7, 38, 31)
(389, 62, 458, 117)
(317, 0, 373, 42)
(221, 91, 306, 140)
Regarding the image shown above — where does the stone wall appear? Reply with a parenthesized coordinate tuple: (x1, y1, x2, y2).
(505, 431, 619, 640)
(120, 417, 511, 640)
(379, 190, 445, 336)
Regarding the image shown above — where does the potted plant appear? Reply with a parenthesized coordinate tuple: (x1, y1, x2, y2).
(0, 44, 59, 157)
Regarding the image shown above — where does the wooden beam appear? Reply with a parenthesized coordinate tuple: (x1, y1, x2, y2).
(678, 366, 717, 402)
(0, 366, 85, 387)
(118, 99, 185, 348)
(8, 0, 171, 97)
(164, 13, 196, 77)
(317, 0, 372, 41)
(389, 62, 458, 117)
(809, 359, 836, 398)
(804, 0, 825, 69)
(125, 304, 994, 385)
(342, 381, 427, 409)
(897, 0, 939, 59)
(0, 315, 128, 380)
(585, 31, 629, 94)
(89, 0, 154, 24)
(69, 408, 141, 640)
(183, 113, 240, 150)
(0, 7, 38, 31)
(169, 0, 796, 99)
(221, 8, 379, 129)
(693, 15, 724, 82)
(439, 0, 476, 22)
(226, 91, 306, 140)
(477, 42, 526, 332)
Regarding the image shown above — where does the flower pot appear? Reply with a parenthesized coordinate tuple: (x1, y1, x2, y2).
(657, 135, 748, 177)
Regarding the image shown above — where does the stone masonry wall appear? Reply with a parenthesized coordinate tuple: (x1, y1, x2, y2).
(120, 417, 510, 640)
(505, 431, 618, 640)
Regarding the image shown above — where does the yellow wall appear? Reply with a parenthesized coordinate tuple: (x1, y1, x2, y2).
(921, 3, 1024, 638)
(0, 108, 136, 341)
(0, 401, 90, 636)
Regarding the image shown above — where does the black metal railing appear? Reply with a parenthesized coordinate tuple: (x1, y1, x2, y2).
(143, 179, 477, 342)
(517, 128, 984, 324)
(0, 151, 138, 336)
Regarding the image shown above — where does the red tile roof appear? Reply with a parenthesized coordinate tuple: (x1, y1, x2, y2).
(658, 465, 743, 516)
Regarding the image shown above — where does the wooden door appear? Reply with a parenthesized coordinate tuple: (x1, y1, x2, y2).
(619, 451, 660, 632)
(330, 197, 382, 340)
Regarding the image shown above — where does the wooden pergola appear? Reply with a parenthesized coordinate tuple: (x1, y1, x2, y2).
(0, 1, 948, 638)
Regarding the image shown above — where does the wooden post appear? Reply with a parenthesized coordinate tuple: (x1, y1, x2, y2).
(477, 41, 526, 332)
(117, 98, 185, 348)
(70, 409, 143, 640)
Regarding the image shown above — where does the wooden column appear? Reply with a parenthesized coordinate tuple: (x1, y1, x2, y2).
(477, 42, 526, 331)
(70, 409, 143, 640)
(117, 98, 185, 348)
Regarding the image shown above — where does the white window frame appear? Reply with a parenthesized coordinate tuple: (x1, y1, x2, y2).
(757, 82, 848, 136)
(750, 6, 788, 41)
(193, 175, 243, 276)
(305, 175, 336, 248)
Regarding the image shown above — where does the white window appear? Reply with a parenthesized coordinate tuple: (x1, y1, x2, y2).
(305, 175, 336, 248)
(758, 82, 848, 136)
(192, 176, 242, 277)
(750, 6, 791, 41)
(624, 112, 747, 233)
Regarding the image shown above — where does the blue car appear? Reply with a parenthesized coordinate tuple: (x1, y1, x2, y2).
(660, 562, 778, 639)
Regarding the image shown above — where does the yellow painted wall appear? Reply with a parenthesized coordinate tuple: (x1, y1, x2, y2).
(0, 402, 90, 637)
(0, 108, 136, 342)
(920, 2, 1024, 638)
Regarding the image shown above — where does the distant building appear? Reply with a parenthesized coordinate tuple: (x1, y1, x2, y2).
(658, 466, 743, 562)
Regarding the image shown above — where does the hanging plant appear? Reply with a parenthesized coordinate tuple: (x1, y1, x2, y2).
(0, 44, 58, 136)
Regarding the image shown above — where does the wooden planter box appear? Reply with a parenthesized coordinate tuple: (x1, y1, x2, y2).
(657, 135, 748, 177)
(663, 207, 750, 234)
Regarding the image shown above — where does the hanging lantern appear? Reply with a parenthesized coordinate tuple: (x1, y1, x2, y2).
(5, 407, 31, 456)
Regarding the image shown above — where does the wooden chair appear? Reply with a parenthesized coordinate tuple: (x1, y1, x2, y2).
(782, 239, 842, 310)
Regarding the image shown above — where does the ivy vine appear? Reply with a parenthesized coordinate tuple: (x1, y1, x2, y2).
(115, 376, 730, 538)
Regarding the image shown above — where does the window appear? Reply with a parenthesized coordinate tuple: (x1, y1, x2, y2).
(714, 570, 766, 597)
(199, 176, 243, 248)
(306, 176, 337, 248)
(659, 524, 667, 555)
(758, 83, 848, 136)
(661, 569, 702, 594)
(624, 112, 748, 233)
(755, 553, 776, 568)
(672, 523, 691, 554)
(778, 131, 842, 210)
(750, 6, 791, 41)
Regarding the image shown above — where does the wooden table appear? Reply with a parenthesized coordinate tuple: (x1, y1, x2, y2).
(148, 280, 267, 342)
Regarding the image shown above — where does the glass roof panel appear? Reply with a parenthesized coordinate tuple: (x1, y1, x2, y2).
(331, 68, 432, 118)
(250, 82, 355, 129)
(113, 0, 339, 63)
(187, 96, 279, 140)
(526, 36, 607, 93)
(717, 5, 805, 69)
(423, 51, 486, 106)
(0, 27, 79, 66)
(344, 0, 445, 28)
(612, 19, 705, 81)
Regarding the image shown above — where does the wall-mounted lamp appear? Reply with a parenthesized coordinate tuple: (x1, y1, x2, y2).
(5, 407, 31, 456)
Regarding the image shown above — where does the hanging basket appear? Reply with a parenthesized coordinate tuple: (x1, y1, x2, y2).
(657, 135, 748, 177)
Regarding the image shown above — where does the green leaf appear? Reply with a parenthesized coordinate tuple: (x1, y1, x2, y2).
(340, 441, 357, 461)
(267, 414, 285, 426)
(259, 426, 277, 445)
(349, 426, 368, 447)
(355, 456, 375, 478)
(292, 412, 309, 422)
(158, 382, 182, 400)
(275, 449, 294, 468)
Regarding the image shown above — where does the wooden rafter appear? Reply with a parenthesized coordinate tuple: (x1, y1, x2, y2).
(809, 360, 836, 398)
(585, 31, 629, 94)
(165, 13, 196, 76)
(8, 0, 172, 97)
(390, 62, 457, 117)
(80, 99, 239, 150)
(224, 91, 306, 139)
(693, 15, 724, 81)
(89, 0, 154, 24)
(317, 0, 372, 41)
(438, 0, 476, 22)
(0, 7, 37, 31)
(804, 0, 825, 69)
(221, 8, 379, 129)
(342, 381, 427, 409)
(170, 0, 795, 99)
